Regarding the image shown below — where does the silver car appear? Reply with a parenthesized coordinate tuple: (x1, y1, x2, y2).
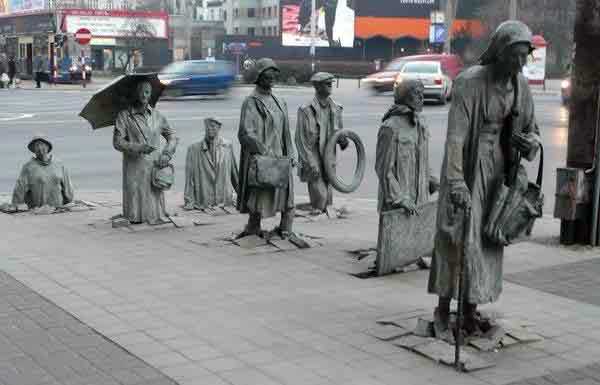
(394, 60, 452, 104)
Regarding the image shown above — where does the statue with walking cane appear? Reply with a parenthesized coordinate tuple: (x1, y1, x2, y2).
(427, 20, 543, 349)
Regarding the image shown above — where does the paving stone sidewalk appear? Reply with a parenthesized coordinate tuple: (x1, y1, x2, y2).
(1, 191, 600, 385)
(0, 270, 178, 385)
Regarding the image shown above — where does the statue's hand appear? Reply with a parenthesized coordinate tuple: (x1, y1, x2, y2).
(309, 165, 320, 180)
(141, 144, 156, 154)
(392, 199, 420, 216)
(157, 153, 171, 168)
(511, 132, 538, 155)
(290, 158, 298, 168)
(449, 181, 471, 210)
(338, 135, 350, 151)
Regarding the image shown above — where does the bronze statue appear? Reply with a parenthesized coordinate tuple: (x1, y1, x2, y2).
(296, 72, 348, 214)
(427, 20, 541, 340)
(237, 58, 296, 238)
(113, 80, 178, 225)
(375, 79, 438, 214)
(184, 117, 239, 210)
(12, 136, 74, 209)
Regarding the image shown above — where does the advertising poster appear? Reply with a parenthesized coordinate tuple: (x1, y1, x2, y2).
(281, 0, 355, 48)
(0, 0, 9, 15)
(9, 0, 45, 13)
(63, 9, 168, 39)
(523, 46, 546, 83)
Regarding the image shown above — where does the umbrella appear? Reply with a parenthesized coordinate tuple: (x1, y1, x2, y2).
(79, 73, 163, 130)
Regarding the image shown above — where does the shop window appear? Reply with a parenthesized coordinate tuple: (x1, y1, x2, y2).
(248, 27, 255, 36)
(262, 27, 266, 36)
(234, 27, 239, 34)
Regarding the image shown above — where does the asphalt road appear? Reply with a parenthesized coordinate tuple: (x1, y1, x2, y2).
(0, 83, 567, 214)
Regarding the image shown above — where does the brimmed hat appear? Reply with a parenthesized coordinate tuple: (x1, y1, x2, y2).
(310, 72, 335, 83)
(27, 135, 52, 153)
(204, 117, 223, 127)
(247, 58, 279, 84)
(479, 20, 534, 65)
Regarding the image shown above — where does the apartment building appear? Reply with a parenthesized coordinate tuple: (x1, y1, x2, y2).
(224, 0, 279, 36)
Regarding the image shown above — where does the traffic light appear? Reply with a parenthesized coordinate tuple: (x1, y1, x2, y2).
(54, 34, 67, 48)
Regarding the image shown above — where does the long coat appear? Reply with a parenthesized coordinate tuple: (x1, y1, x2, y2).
(295, 97, 343, 210)
(375, 104, 432, 212)
(184, 137, 239, 209)
(237, 89, 295, 217)
(113, 106, 175, 224)
(428, 66, 540, 305)
(12, 157, 74, 208)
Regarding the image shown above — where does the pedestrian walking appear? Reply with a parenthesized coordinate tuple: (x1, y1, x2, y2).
(33, 49, 44, 88)
(8, 56, 16, 88)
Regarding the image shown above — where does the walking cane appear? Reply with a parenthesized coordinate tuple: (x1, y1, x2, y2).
(455, 204, 471, 372)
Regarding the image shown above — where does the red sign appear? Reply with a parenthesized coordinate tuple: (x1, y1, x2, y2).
(74, 28, 92, 45)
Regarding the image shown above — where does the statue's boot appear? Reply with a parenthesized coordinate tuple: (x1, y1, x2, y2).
(274, 209, 295, 239)
(237, 213, 262, 238)
(463, 303, 482, 337)
(433, 298, 455, 344)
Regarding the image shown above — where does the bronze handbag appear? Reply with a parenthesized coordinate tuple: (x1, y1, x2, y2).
(484, 144, 544, 245)
(152, 163, 175, 191)
(247, 155, 290, 189)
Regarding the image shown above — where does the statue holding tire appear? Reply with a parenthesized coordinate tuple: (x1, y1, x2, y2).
(296, 72, 365, 215)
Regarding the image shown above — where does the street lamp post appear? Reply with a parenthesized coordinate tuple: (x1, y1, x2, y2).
(509, 0, 518, 19)
(310, 0, 316, 73)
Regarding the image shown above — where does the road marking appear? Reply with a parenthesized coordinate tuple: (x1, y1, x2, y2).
(0, 113, 35, 121)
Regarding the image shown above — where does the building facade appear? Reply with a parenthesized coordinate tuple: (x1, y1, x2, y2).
(225, 0, 278, 37)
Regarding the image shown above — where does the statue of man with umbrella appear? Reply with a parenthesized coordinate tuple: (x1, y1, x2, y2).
(80, 73, 178, 225)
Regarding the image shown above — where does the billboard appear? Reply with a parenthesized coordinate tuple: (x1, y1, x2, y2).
(62, 9, 168, 39)
(0, 0, 9, 15)
(8, 0, 46, 14)
(357, 0, 435, 18)
(281, 0, 355, 48)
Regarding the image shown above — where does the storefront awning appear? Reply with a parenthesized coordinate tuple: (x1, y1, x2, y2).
(355, 17, 485, 40)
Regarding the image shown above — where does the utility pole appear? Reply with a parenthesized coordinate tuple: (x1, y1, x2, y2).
(559, 0, 600, 245)
(443, 0, 457, 54)
(310, 0, 316, 73)
(509, 0, 518, 19)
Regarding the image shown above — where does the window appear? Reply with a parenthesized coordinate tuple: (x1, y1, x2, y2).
(248, 27, 255, 36)
(267, 26, 272, 35)
(209, 9, 214, 20)
(223, 10, 227, 20)
(267, 6, 271, 17)
(262, 27, 266, 36)
(401, 61, 440, 74)
(234, 27, 239, 34)
(247, 7, 255, 17)
(273, 26, 277, 35)
(234, 8, 239, 17)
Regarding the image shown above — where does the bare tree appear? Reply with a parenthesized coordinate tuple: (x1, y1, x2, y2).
(120, 19, 157, 73)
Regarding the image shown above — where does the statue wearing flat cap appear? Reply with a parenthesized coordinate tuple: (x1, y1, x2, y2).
(427, 20, 542, 341)
(12, 136, 74, 209)
(184, 117, 239, 210)
(375, 79, 438, 215)
(237, 58, 296, 238)
(296, 72, 348, 214)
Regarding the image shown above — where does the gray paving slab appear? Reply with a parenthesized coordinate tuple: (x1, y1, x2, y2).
(505, 258, 600, 306)
(505, 363, 600, 385)
(0, 271, 178, 385)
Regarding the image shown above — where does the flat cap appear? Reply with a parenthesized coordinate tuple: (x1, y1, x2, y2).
(27, 135, 53, 153)
(310, 72, 335, 83)
(204, 117, 222, 126)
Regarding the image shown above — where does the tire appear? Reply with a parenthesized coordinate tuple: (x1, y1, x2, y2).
(323, 129, 366, 194)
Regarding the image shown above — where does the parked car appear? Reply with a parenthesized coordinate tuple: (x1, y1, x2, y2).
(561, 76, 571, 106)
(159, 60, 235, 97)
(52, 56, 92, 83)
(394, 60, 452, 104)
(361, 53, 464, 94)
